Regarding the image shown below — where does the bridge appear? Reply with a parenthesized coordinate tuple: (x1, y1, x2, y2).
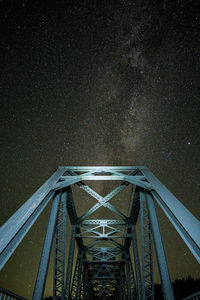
(0, 166, 200, 299)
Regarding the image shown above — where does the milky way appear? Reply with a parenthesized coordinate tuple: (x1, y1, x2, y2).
(0, 1, 199, 298)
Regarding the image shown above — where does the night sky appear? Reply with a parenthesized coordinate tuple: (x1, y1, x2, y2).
(0, 0, 200, 298)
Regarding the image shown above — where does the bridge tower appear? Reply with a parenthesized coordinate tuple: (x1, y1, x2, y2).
(0, 166, 200, 299)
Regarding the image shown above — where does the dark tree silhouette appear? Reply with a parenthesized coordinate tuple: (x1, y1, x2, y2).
(155, 276, 200, 300)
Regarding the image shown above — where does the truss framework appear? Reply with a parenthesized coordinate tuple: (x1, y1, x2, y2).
(0, 166, 200, 300)
(53, 191, 67, 299)
(140, 190, 154, 299)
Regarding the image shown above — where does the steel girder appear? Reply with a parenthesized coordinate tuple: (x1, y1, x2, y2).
(119, 263, 126, 300)
(32, 192, 61, 300)
(124, 250, 137, 300)
(64, 225, 76, 299)
(140, 190, 154, 300)
(0, 166, 199, 300)
(139, 167, 200, 263)
(70, 251, 84, 300)
(146, 192, 175, 300)
(53, 190, 67, 300)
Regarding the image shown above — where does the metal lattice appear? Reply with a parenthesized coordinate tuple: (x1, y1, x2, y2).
(1, 166, 199, 300)
(70, 251, 84, 300)
(53, 191, 67, 300)
(140, 190, 154, 299)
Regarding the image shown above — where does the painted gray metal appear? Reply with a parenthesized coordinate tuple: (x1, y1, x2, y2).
(53, 191, 67, 300)
(182, 291, 200, 300)
(70, 251, 84, 300)
(64, 225, 76, 299)
(78, 181, 130, 222)
(132, 226, 142, 300)
(0, 168, 67, 270)
(58, 166, 139, 171)
(1, 165, 199, 300)
(140, 190, 154, 299)
(146, 192, 175, 300)
(139, 167, 200, 263)
(55, 174, 151, 189)
(124, 250, 136, 299)
(32, 192, 60, 300)
(0, 191, 53, 270)
(0, 288, 27, 300)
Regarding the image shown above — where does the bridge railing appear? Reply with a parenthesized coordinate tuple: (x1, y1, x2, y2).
(0, 287, 27, 300)
(182, 291, 200, 300)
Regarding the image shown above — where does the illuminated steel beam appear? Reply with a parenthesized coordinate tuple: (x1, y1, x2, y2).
(139, 167, 200, 263)
(140, 190, 154, 300)
(0, 168, 68, 270)
(1, 165, 199, 300)
(146, 192, 175, 300)
(53, 191, 67, 300)
(32, 192, 61, 300)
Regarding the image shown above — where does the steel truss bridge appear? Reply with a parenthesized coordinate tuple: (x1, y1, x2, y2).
(0, 166, 200, 300)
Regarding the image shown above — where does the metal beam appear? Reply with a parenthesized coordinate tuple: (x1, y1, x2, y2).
(0, 167, 67, 270)
(64, 225, 76, 299)
(0, 287, 27, 300)
(132, 226, 142, 300)
(140, 190, 154, 300)
(32, 192, 60, 300)
(124, 251, 132, 300)
(53, 190, 67, 300)
(66, 187, 77, 224)
(0, 191, 53, 271)
(66, 187, 84, 251)
(55, 174, 151, 189)
(146, 192, 175, 300)
(58, 166, 139, 171)
(124, 186, 140, 249)
(70, 251, 84, 300)
(78, 182, 129, 222)
(139, 167, 200, 263)
(119, 264, 126, 300)
(1, 165, 199, 300)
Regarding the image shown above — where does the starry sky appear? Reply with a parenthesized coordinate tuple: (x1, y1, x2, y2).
(0, 0, 200, 298)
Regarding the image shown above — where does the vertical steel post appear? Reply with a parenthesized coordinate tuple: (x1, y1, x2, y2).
(126, 250, 137, 299)
(0, 168, 66, 271)
(64, 225, 76, 299)
(140, 190, 154, 300)
(139, 166, 200, 263)
(146, 192, 175, 300)
(32, 192, 60, 300)
(53, 190, 67, 300)
(70, 251, 83, 300)
(83, 264, 89, 300)
(124, 250, 132, 300)
(132, 225, 142, 300)
(119, 263, 125, 300)
(76, 253, 84, 300)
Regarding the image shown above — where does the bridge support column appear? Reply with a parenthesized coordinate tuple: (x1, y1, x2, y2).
(119, 263, 126, 300)
(146, 192, 175, 300)
(140, 190, 154, 300)
(64, 225, 76, 299)
(70, 251, 84, 300)
(53, 190, 67, 300)
(33, 192, 60, 300)
(132, 226, 142, 300)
